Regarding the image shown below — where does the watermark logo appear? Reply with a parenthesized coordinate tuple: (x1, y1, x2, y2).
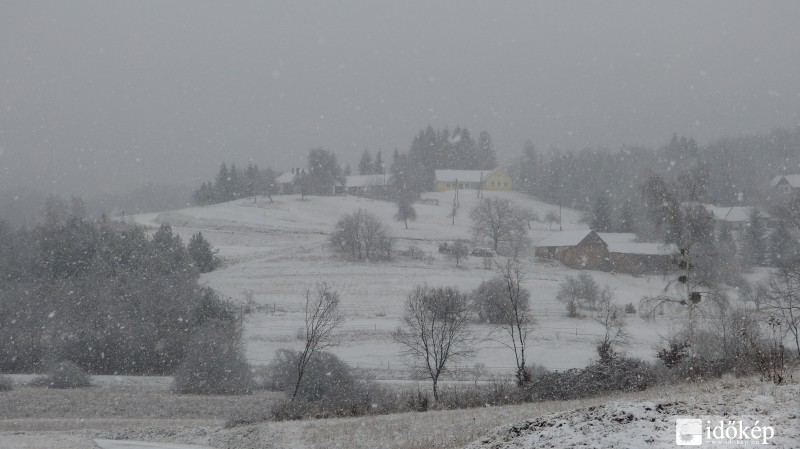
(676, 419, 703, 446)
(675, 417, 775, 446)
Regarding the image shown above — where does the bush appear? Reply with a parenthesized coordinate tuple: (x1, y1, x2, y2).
(471, 247, 495, 257)
(402, 245, 426, 260)
(172, 320, 253, 395)
(524, 356, 654, 401)
(29, 361, 91, 389)
(624, 303, 636, 314)
(267, 349, 355, 403)
(0, 375, 13, 392)
(266, 350, 393, 419)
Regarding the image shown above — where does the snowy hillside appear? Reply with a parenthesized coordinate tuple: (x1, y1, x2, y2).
(137, 191, 685, 377)
(464, 378, 800, 449)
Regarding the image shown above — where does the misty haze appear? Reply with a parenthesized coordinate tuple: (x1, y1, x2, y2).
(1, 2, 799, 449)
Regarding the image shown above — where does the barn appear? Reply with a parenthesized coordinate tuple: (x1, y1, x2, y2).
(535, 230, 675, 275)
(607, 242, 676, 276)
(534, 230, 609, 271)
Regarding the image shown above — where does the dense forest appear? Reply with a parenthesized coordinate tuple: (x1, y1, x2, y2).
(0, 196, 231, 374)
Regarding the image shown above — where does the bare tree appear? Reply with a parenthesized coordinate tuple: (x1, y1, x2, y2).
(494, 260, 534, 385)
(544, 211, 559, 231)
(640, 246, 707, 354)
(447, 239, 469, 267)
(556, 272, 599, 316)
(766, 265, 800, 356)
(394, 285, 473, 401)
(394, 193, 416, 229)
(521, 208, 539, 230)
(469, 197, 528, 254)
(592, 285, 628, 362)
(291, 283, 345, 401)
(331, 209, 393, 260)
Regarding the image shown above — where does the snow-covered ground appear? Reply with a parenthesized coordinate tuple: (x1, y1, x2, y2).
(132, 191, 734, 377)
(94, 440, 214, 449)
(3, 375, 796, 449)
(465, 377, 800, 449)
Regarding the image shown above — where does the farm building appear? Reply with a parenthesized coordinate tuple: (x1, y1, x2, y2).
(433, 169, 512, 192)
(534, 230, 609, 271)
(334, 174, 387, 196)
(607, 242, 676, 275)
(275, 168, 304, 194)
(770, 174, 800, 196)
(535, 230, 675, 275)
(709, 206, 770, 232)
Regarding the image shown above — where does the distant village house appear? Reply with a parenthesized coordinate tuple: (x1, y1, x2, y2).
(770, 174, 800, 196)
(276, 168, 304, 194)
(434, 169, 512, 192)
(334, 174, 388, 197)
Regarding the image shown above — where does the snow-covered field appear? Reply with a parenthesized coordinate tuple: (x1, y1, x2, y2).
(3, 375, 797, 449)
(132, 191, 695, 378)
(0, 188, 792, 448)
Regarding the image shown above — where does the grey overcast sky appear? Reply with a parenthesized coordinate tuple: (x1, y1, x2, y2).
(1, 1, 799, 195)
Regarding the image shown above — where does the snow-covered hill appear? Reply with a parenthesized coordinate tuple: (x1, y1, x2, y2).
(464, 378, 799, 449)
(135, 191, 681, 377)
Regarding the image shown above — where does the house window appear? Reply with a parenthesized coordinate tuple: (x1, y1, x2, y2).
(781, 184, 791, 194)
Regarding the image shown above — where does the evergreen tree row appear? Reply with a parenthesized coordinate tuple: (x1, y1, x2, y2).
(193, 162, 278, 205)
(0, 196, 226, 374)
(358, 149, 385, 175)
(392, 125, 498, 194)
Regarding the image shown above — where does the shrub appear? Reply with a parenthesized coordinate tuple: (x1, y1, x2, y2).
(0, 375, 12, 392)
(29, 361, 91, 389)
(402, 245, 426, 260)
(624, 303, 636, 314)
(267, 350, 393, 419)
(172, 320, 253, 395)
(471, 247, 495, 257)
(524, 356, 654, 401)
(268, 349, 355, 402)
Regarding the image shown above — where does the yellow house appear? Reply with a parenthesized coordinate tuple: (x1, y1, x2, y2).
(433, 169, 513, 192)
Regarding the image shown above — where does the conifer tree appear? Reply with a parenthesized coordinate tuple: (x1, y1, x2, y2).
(188, 232, 218, 273)
(358, 149, 373, 175)
(591, 192, 612, 232)
(743, 209, 767, 267)
(373, 150, 384, 175)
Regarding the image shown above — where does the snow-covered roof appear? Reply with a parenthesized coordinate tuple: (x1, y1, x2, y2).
(434, 169, 498, 183)
(710, 206, 769, 222)
(607, 242, 676, 256)
(339, 174, 386, 187)
(276, 171, 297, 184)
(597, 233, 637, 243)
(770, 174, 800, 188)
(536, 230, 594, 247)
